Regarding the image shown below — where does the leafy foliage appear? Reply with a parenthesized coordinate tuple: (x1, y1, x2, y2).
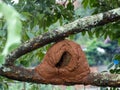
(9, 0, 75, 66)
(0, 0, 76, 67)
(0, 1, 22, 66)
(82, 0, 120, 44)
(75, 34, 118, 66)
(0, 0, 76, 89)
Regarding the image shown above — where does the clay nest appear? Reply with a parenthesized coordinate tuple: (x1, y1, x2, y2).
(35, 39, 90, 84)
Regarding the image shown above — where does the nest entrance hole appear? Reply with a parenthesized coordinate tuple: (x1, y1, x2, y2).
(55, 52, 71, 68)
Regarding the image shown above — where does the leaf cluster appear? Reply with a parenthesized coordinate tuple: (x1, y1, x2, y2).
(82, 0, 120, 46)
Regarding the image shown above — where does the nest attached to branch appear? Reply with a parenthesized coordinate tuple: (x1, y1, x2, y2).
(35, 39, 90, 84)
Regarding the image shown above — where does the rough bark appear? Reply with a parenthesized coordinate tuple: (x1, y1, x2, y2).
(0, 7, 120, 87)
(1, 66, 120, 87)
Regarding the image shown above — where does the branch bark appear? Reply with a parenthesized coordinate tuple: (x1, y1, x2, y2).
(1, 7, 120, 87)
(0, 66, 120, 87)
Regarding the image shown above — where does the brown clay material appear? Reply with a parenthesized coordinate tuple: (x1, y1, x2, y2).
(35, 39, 90, 84)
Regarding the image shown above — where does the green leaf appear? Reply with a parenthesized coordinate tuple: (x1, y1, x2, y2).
(87, 30, 93, 38)
(82, 0, 89, 8)
(26, 31, 35, 39)
(116, 69, 120, 74)
(8, 43, 20, 52)
(3, 83, 9, 90)
(0, 2, 22, 54)
(0, 55, 5, 67)
(20, 60, 29, 66)
(114, 54, 120, 60)
(66, 86, 75, 90)
(67, 2, 74, 11)
(82, 31, 86, 36)
(109, 69, 115, 74)
(0, 1, 22, 65)
(108, 63, 114, 69)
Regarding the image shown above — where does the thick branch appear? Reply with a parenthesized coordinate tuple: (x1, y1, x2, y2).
(5, 7, 120, 65)
(82, 73, 120, 87)
(0, 66, 120, 87)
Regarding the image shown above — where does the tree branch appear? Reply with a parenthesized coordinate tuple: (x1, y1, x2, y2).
(5, 7, 120, 65)
(0, 66, 120, 87)
(82, 73, 120, 87)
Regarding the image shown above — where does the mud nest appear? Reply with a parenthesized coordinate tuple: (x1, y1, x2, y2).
(35, 39, 90, 84)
